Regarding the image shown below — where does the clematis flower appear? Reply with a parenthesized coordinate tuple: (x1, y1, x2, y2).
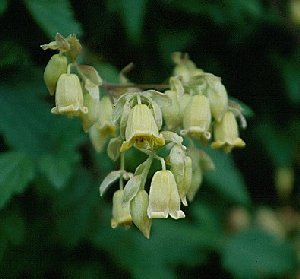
(89, 96, 116, 152)
(120, 104, 165, 152)
(51, 73, 88, 116)
(147, 170, 185, 219)
(182, 94, 212, 141)
(111, 190, 132, 229)
(211, 111, 245, 153)
(43, 54, 67, 95)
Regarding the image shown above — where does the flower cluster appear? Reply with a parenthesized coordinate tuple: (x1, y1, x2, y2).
(42, 35, 247, 239)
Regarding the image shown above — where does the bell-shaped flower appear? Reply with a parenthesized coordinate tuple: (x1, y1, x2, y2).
(205, 73, 228, 122)
(161, 90, 181, 130)
(81, 93, 100, 132)
(120, 104, 165, 152)
(130, 190, 152, 239)
(44, 54, 68, 95)
(169, 144, 192, 206)
(111, 190, 132, 229)
(51, 73, 88, 116)
(89, 96, 116, 152)
(147, 170, 185, 219)
(211, 111, 245, 153)
(182, 94, 212, 141)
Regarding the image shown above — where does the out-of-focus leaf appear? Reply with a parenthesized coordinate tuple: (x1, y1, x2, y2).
(222, 228, 297, 279)
(0, 152, 34, 209)
(119, 0, 147, 42)
(0, 0, 7, 15)
(272, 53, 300, 104)
(24, 0, 82, 38)
(0, 73, 84, 189)
(96, 62, 120, 84)
(204, 148, 250, 205)
(0, 211, 25, 261)
(91, 212, 217, 279)
(255, 122, 295, 167)
(53, 168, 97, 247)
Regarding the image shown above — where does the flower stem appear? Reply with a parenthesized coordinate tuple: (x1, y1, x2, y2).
(119, 152, 125, 190)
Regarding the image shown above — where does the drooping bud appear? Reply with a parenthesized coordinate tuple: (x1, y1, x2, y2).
(182, 94, 212, 141)
(147, 170, 185, 219)
(51, 73, 88, 116)
(169, 144, 192, 206)
(111, 190, 132, 228)
(206, 74, 228, 122)
(186, 147, 203, 202)
(211, 111, 245, 153)
(120, 104, 165, 152)
(89, 96, 116, 152)
(43, 54, 67, 95)
(81, 93, 99, 132)
(161, 90, 181, 130)
(130, 190, 152, 239)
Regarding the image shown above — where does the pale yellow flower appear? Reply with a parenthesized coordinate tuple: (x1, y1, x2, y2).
(51, 73, 88, 116)
(111, 190, 132, 229)
(120, 104, 165, 152)
(211, 111, 245, 153)
(182, 94, 212, 141)
(147, 170, 185, 219)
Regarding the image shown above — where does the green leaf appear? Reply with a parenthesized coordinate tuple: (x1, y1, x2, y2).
(119, 0, 147, 42)
(272, 53, 300, 104)
(53, 168, 98, 247)
(0, 210, 25, 261)
(204, 149, 250, 205)
(222, 228, 297, 279)
(0, 0, 7, 15)
(255, 122, 295, 167)
(0, 152, 34, 209)
(24, 0, 82, 38)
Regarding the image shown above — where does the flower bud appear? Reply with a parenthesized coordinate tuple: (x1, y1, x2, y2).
(51, 73, 88, 116)
(147, 170, 185, 219)
(182, 94, 212, 141)
(120, 104, 165, 152)
(89, 96, 116, 152)
(169, 144, 192, 206)
(111, 190, 132, 229)
(81, 93, 99, 132)
(211, 111, 245, 153)
(130, 190, 152, 239)
(161, 90, 181, 130)
(44, 54, 67, 95)
(206, 74, 228, 122)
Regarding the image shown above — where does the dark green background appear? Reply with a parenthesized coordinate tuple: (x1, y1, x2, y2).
(0, 0, 299, 278)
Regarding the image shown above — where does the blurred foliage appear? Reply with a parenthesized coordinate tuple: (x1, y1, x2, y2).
(0, 0, 299, 278)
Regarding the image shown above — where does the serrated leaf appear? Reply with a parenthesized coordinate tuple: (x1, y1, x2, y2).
(99, 171, 121, 196)
(24, 0, 82, 38)
(123, 174, 142, 202)
(0, 152, 34, 209)
(107, 137, 123, 161)
(222, 228, 297, 279)
(119, 0, 147, 42)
